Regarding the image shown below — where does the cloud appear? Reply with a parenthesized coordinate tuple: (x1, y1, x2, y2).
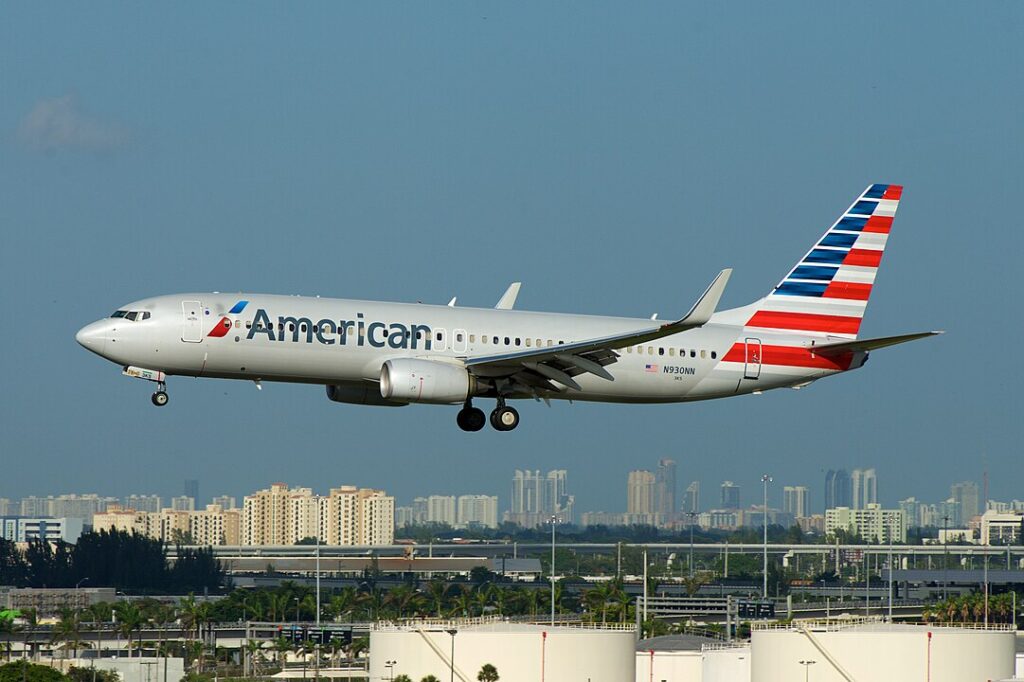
(17, 94, 130, 153)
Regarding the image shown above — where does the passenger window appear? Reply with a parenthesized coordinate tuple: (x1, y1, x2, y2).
(701, 350, 707, 359)
(456, 333, 464, 343)
(626, 346, 633, 354)
(515, 337, 521, 346)
(547, 340, 553, 347)
(493, 336, 499, 344)
(289, 323, 295, 332)
(669, 348, 675, 357)
(658, 347, 665, 356)
(647, 346, 653, 354)
(637, 346, 643, 355)
(301, 323, 307, 332)
(481, 335, 488, 344)
(236, 320, 242, 329)
(711, 351, 717, 359)
(504, 337, 510, 345)
(246, 321, 252, 329)
(436, 332, 442, 341)
(536, 339, 542, 347)
(470, 334, 476, 343)
(525, 338, 532, 347)
(690, 350, 696, 358)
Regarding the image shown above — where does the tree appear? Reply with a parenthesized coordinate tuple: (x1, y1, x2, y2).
(0, 661, 65, 682)
(393, 676, 413, 682)
(477, 663, 500, 681)
(67, 667, 119, 682)
(51, 607, 86, 659)
(420, 676, 441, 682)
(114, 602, 145, 659)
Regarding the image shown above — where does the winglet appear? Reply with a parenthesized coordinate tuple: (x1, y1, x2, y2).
(674, 268, 732, 328)
(447, 297, 457, 307)
(495, 282, 522, 310)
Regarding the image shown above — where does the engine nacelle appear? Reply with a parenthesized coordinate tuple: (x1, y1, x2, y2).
(326, 382, 407, 407)
(380, 358, 474, 404)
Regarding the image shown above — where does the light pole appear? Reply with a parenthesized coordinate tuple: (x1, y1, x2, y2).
(294, 597, 300, 623)
(549, 515, 558, 625)
(761, 474, 773, 599)
(942, 514, 950, 600)
(687, 512, 697, 577)
(384, 660, 397, 682)
(446, 629, 457, 682)
(798, 660, 816, 682)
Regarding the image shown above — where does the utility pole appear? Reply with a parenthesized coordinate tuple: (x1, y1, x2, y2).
(761, 474, 773, 599)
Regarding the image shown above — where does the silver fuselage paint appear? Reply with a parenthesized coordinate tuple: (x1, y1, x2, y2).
(76, 293, 860, 404)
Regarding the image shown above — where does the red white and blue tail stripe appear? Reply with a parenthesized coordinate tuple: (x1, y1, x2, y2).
(744, 183, 901, 339)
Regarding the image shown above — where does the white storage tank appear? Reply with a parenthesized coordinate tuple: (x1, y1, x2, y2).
(370, 618, 637, 682)
(750, 618, 1015, 682)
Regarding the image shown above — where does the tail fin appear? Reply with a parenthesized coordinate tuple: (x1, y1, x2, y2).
(744, 183, 902, 339)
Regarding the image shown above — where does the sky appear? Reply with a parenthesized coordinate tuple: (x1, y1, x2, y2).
(1, 2, 1022, 516)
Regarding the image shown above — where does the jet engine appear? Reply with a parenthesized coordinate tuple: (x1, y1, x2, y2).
(380, 358, 474, 404)
(326, 382, 407, 407)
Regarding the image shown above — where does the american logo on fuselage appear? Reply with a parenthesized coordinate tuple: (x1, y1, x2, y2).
(245, 308, 434, 350)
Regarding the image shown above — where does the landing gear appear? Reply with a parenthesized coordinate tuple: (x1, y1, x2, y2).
(456, 401, 486, 432)
(151, 382, 169, 407)
(490, 403, 520, 431)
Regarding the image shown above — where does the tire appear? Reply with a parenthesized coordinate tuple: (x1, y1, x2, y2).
(457, 407, 486, 432)
(151, 391, 169, 407)
(490, 406, 520, 431)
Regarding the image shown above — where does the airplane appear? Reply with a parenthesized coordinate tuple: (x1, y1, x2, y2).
(76, 184, 939, 432)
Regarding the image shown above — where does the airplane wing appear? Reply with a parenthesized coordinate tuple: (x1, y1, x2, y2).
(464, 269, 732, 391)
(812, 331, 943, 355)
(495, 283, 522, 310)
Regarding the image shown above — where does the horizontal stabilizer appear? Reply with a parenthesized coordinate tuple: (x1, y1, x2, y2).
(814, 331, 943, 355)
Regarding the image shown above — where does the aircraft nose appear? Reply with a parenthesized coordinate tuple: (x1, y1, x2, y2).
(75, 320, 109, 354)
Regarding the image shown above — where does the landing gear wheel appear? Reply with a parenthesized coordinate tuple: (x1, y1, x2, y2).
(490, 405, 520, 431)
(151, 391, 169, 407)
(456, 406, 486, 432)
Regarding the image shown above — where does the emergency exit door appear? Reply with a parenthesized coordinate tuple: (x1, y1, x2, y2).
(181, 300, 203, 342)
(744, 337, 762, 379)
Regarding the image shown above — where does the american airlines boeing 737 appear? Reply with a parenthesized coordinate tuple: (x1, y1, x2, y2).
(77, 184, 938, 431)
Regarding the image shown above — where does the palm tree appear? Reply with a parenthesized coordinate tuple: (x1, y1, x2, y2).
(272, 636, 293, 667)
(114, 602, 145, 659)
(0, 617, 14, 662)
(19, 608, 38, 662)
(425, 581, 450, 618)
(477, 663, 500, 681)
(328, 587, 360, 622)
(51, 607, 86, 660)
(421, 676, 441, 682)
(393, 675, 413, 682)
(244, 638, 265, 676)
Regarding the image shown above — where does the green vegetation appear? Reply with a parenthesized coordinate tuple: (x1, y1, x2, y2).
(923, 591, 1019, 625)
(476, 663, 499, 681)
(0, 531, 224, 593)
(0, 662, 65, 682)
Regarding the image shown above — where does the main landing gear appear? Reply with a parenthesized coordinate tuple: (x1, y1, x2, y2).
(457, 398, 520, 432)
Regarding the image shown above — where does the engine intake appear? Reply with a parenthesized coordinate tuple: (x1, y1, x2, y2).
(380, 358, 473, 404)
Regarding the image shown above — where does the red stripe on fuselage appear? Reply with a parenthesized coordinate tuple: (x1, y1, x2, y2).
(746, 310, 862, 335)
(822, 281, 872, 300)
(722, 343, 853, 371)
(207, 317, 231, 337)
(863, 215, 893, 233)
(843, 248, 883, 267)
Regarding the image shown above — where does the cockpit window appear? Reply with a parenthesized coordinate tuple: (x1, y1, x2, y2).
(142, 311, 151, 320)
(111, 310, 128, 318)
(126, 312, 139, 321)
(112, 310, 151, 321)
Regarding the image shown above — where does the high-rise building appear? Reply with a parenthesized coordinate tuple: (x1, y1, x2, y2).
(950, 481, 980, 522)
(507, 470, 574, 527)
(851, 469, 877, 510)
(824, 470, 852, 511)
(937, 498, 962, 528)
(211, 495, 237, 510)
(825, 503, 906, 543)
(655, 459, 677, 523)
(426, 495, 456, 526)
(124, 495, 162, 513)
(0, 499, 14, 516)
(184, 479, 200, 504)
(171, 496, 196, 512)
(683, 481, 700, 515)
(627, 471, 656, 515)
(899, 497, 922, 528)
(0, 517, 85, 543)
(720, 481, 740, 509)
(19, 495, 118, 523)
(241, 483, 393, 546)
(457, 495, 498, 529)
(783, 486, 809, 518)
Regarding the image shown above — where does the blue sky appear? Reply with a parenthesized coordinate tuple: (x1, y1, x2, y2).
(1, 2, 1021, 515)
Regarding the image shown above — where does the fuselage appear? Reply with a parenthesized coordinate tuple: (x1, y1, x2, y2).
(75, 292, 864, 405)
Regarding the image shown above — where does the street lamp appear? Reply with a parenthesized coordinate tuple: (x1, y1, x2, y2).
(294, 597, 300, 623)
(761, 474, 773, 599)
(798, 660, 817, 682)
(548, 515, 558, 625)
(446, 629, 457, 682)
(384, 660, 397, 682)
(686, 512, 697, 577)
(942, 514, 950, 600)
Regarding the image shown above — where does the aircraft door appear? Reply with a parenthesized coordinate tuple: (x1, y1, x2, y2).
(181, 300, 203, 343)
(744, 337, 762, 379)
